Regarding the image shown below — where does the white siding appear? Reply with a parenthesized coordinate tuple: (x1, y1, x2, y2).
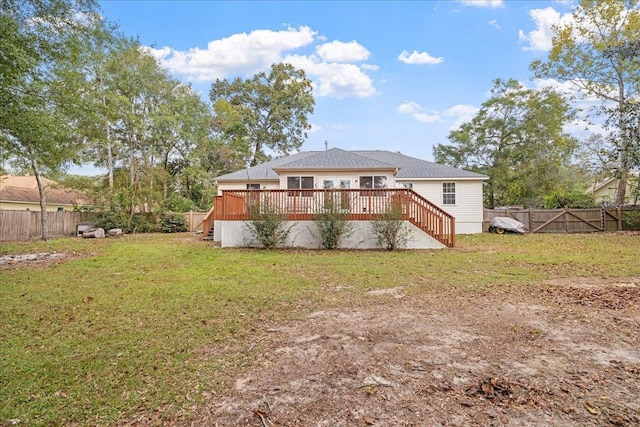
(216, 182, 279, 195)
(401, 179, 484, 234)
(278, 170, 396, 189)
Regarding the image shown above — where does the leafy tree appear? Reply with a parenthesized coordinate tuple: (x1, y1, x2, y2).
(434, 79, 579, 208)
(0, 0, 105, 239)
(88, 45, 212, 219)
(209, 63, 315, 166)
(530, 0, 640, 205)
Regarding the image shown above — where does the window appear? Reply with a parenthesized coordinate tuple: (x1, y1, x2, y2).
(443, 182, 456, 205)
(359, 175, 387, 195)
(287, 176, 314, 196)
(323, 179, 334, 189)
(401, 182, 413, 190)
(246, 183, 261, 190)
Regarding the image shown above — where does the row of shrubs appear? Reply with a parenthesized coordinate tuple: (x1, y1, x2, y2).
(93, 212, 188, 234)
(245, 200, 410, 250)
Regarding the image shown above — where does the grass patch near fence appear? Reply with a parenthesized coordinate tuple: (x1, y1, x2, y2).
(1, 232, 639, 425)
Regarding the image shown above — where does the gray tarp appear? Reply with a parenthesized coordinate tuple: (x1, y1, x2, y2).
(489, 217, 526, 234)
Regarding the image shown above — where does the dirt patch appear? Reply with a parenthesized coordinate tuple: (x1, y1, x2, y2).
(0, 252, 78, 270)
(198, 279, 639, 426)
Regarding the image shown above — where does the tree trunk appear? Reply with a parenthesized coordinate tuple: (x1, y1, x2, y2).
(615, 87, 628, 206)
(106, 130, 114, 190)
(31, 158, 49, 241)
(616, 167, 628, 206)
(82, 228, 105, 238)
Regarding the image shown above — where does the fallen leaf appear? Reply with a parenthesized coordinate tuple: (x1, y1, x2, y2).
(362, 415, 375, 425)
(585, 403, 600, 415)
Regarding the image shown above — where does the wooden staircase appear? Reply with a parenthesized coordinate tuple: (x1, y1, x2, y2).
(397, 191, 455, 247)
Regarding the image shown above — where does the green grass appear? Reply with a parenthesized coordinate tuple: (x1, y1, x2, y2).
(1, 232, 639, 425)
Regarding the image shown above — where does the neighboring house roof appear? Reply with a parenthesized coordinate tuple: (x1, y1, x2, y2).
(586, 171, 640, 195)
(215, 148, 487, 182)
(0, 175, 88, 206)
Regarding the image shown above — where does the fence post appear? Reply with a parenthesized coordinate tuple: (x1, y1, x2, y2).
(617, 206, 622, 231)
(528, 208, 533, 232)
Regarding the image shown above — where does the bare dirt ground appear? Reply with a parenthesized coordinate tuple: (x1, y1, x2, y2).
(202, 278, 640, 427)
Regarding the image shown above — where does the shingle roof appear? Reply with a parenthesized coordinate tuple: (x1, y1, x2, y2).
(354, 151, 486, 179)
(273, 148, 397, 170)
(0, 175, 89, 205)
(214, 149, 487, 182)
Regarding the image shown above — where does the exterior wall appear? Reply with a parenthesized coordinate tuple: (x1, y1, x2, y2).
(0, 200, 78, 212)
(402, 179, 484, 234)
(217, 220, 445, 249)
(278, 170, 397, 190)
(216, 181, 279, 195)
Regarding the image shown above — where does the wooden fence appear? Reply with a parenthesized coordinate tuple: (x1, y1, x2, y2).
(484, 206, 640, 233)
(0, 211, 96, 242)
(0, 210, 208, 242)
(183, 211, 207, 233)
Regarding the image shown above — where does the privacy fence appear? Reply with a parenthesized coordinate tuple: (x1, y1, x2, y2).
(0, 210, 208, 242)
(484, 206, 640, 233)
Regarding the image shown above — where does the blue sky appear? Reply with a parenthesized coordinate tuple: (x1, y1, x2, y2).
(96, 0, 579, 163)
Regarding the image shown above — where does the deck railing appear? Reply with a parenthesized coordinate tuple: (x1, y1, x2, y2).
(204, 188, 455, 247)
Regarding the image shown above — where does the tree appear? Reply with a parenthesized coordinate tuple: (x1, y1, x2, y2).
(209, 63, 315, 166)
(0, 0, 105, 239)
(433, 79, 579, 208)
(530, 0, 640, 205)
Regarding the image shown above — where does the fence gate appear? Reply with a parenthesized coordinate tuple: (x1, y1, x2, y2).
(484, 206, 639, 233)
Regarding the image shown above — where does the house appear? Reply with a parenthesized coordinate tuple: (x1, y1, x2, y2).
(586, 171, 640, 206)
(206, 148, 487, 248)
(0, 175, 89, 212)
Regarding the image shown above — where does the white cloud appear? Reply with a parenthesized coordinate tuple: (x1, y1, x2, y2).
(519, 7, 574, 51)
(397, 101, 421, 114)
(361, 64, 380, 71)
(532, 78, 605, 104)
(316, 40, 370, 62)
(443, 104, 480, 130)
(397, 50, 444, 65)
(413, 113, 443, 123)
(489, 19, 500, 29)
(148, 26, 316, 81)
(308, 123, 322, 133)
(284, 54, 376, 99)
(148, 26, 378, 99)
(398, 101, 443, 123)
(459, 0, 504, 8)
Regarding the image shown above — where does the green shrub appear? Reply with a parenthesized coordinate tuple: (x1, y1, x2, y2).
(163, 193, 197, 213)
(314, 196, 354, 249)
(244, 201, 293, 249)
(622, 210, 640, 230)
(160, 213, 188, 233)
(129, 215, 159, 233)
(94, 211, 128, 231)
(370, 202, 411, 250)
(542, 190, 594, 209)
(94, 211, 158, 234)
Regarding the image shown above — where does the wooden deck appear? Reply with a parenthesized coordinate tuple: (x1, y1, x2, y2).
(203, 188, 455, 247)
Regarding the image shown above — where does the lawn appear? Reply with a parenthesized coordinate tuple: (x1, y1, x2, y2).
(1, 232, 639, 426)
